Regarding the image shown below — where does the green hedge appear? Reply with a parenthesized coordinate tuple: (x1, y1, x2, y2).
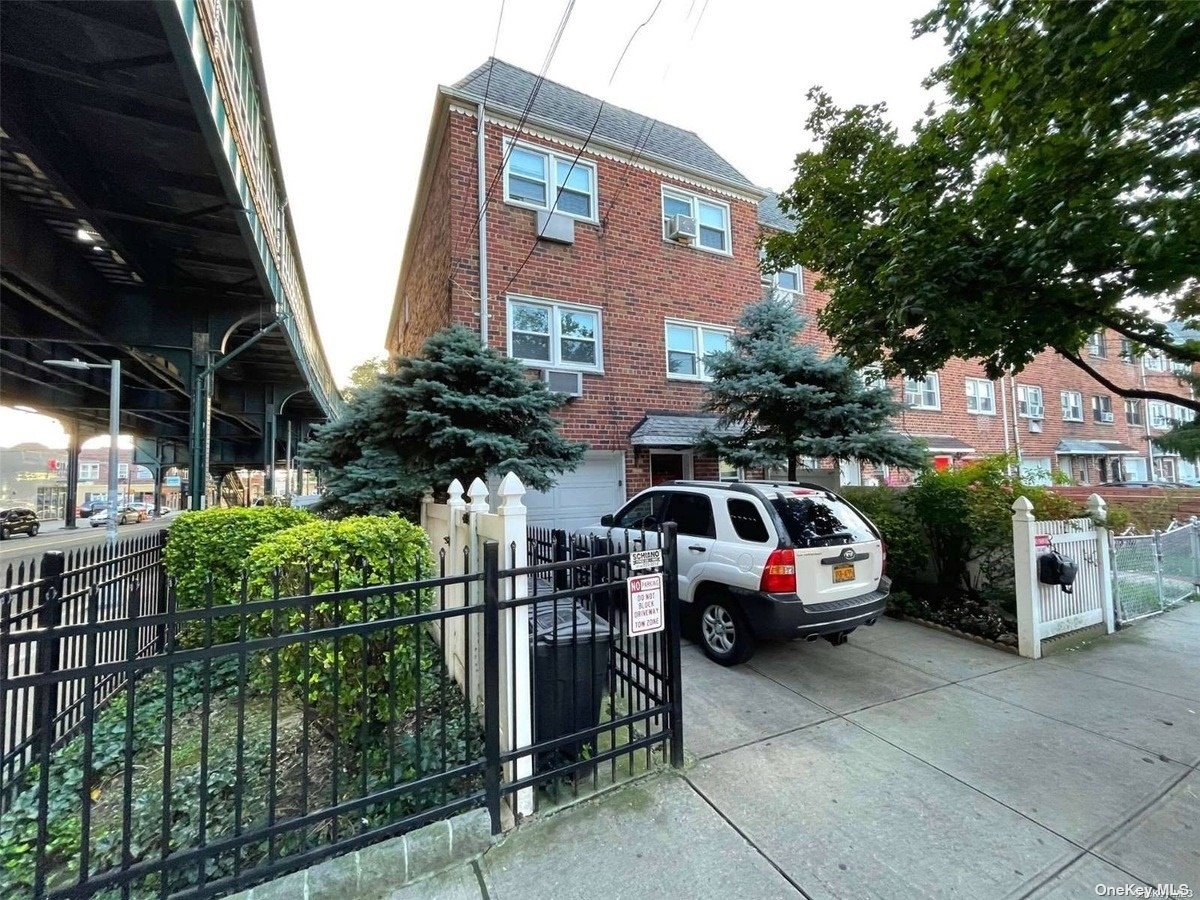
(244, 515, 435, 747)
(164, 506, 314, 610)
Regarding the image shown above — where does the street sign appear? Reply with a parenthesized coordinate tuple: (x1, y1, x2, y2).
(629, 548, 662, 571)
(627, 573, 664, 636)
(164, 476, 181, 488)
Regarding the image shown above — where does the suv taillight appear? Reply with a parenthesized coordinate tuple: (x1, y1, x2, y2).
(760, 547, 797, 593)
(881, 541, 888, 577)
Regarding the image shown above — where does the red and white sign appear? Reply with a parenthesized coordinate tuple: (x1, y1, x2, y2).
(1035, 534, 1053, 548)
(627, 573, 665, 637)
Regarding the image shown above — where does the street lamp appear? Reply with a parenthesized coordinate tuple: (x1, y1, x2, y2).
(44, 358, 121, 548)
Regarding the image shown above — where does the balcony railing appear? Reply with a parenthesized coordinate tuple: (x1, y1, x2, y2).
(169, 0, 342, 417)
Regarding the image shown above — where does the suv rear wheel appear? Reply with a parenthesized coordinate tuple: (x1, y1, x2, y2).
(698, 597, 755, 666)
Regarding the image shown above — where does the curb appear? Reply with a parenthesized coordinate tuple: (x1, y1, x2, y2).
(227, 807, 498, 900)
(894, 612, 1019, 655)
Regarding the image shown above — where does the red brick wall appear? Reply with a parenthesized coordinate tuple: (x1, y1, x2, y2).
(394, 103, 1198, 501)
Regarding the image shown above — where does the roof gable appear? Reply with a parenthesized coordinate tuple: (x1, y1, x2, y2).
(451, 59, 755, 191)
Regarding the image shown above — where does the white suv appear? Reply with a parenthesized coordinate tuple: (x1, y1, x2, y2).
(583, 481, 889, 665)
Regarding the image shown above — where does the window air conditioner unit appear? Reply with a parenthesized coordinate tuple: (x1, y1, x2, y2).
(1101, 411, 1114, 423)
(543, 369, 583, 398)
(1028, 419, 1043, 433)
(667, 214, 697, 243)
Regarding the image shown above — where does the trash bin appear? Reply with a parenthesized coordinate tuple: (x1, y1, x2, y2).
(531, 599, 612, 771)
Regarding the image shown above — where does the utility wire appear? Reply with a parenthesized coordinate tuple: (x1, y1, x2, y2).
(499, 0, 664, 300)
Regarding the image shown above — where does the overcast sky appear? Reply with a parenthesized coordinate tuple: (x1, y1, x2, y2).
(0, 0, 944, 448)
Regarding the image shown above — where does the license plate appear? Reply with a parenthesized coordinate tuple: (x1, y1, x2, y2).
(832, 563, 855, 583)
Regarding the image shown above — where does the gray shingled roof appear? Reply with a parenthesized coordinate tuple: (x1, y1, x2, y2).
(629, 414, 738, 447)
(451, 59, 755, 191)
(758, 190, 794, 232)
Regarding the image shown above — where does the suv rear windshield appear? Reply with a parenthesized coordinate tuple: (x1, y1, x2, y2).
(769, 494, 876, 548)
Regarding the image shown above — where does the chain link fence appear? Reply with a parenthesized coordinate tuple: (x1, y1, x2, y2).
(1110, 519, 1200, 624)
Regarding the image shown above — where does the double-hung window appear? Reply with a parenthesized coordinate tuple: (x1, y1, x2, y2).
(1017, 385, 1044, 418)
(507, 297, 602, 371)
(504, 142, 597, 220)
(661, 187, 730, 253)
(759, 251, 803, 306)
(965, 378, 995, 414)
(665, 320, 731, 380)
(1119, 337, 1134, 362)
(1143, 352, 1167, 372)
(1060, 390, 1083, 422)
(1149, 400, 1172, 429)
(79, 462, 100, 481)
(1125, 399, 1143, 426)
(904, 374, 940, 410)
(1086, 331, 1106, 358)
(1092, 395, 1113, 423)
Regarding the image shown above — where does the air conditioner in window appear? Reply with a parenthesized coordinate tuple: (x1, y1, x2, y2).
(666, 214, 697, 243)
(1101, 411, 1115, 423)
(543, 369, 583, 398)
(1028, 419, 1043, 433)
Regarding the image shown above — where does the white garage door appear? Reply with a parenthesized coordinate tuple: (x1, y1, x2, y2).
(522, 451, 626, 530)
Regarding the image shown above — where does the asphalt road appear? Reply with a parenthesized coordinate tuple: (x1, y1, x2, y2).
(0, 517, 173, 574)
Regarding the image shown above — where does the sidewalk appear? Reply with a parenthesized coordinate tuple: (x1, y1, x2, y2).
(387, 603, 1199, 899)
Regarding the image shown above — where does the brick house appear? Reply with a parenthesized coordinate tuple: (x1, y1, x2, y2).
(388, 59, 1198, 525)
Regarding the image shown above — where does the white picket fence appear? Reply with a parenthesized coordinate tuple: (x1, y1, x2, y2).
(420, 473, 534, 818)
(1011, 494, 1115, 659)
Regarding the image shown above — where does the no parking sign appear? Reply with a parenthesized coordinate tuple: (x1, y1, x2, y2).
(626, 573, 664, 636)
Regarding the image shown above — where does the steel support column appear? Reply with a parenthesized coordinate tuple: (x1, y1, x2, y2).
(64, 420, 79, 529)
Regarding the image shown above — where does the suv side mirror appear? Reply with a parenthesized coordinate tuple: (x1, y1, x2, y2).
(600, 514, 614, 527)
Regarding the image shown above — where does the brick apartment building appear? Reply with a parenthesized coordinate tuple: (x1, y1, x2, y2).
(387, 59, 1198, 526)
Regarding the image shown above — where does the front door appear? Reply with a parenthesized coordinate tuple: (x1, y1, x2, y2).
(650, 451, 692, 486)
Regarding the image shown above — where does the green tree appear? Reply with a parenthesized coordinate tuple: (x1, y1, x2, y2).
(299, 325, 585, 515)
(763, 0, 1200, 416)
(696, 299, 928, 479)
(344, 354, 386, 399)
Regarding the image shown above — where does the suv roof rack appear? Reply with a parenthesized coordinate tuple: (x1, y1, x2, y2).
(667, 479, 840, 499)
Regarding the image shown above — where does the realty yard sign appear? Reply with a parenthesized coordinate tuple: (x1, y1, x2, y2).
(627, 573, 664, 636)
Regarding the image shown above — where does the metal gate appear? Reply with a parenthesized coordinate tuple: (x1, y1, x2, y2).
(1111, 520, 1200, 624)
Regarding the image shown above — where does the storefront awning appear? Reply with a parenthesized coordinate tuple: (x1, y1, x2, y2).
(628, 414, 736, 447)
(910, 434, 976, 455)
(1055, 439, 1140, 456)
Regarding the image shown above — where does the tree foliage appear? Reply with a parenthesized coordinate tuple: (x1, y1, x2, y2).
(344, 355, 387, 399)
(299, 325, 585, 515)
(764, 0, 1200, 411)
(696, 299, 928, 478)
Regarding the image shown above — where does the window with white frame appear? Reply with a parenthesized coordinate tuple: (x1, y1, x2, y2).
(965, 378, 995, 414)
(860, 366, 886, 391)
(661, 187, 730, 253)
(1149, 400, 1172, 429)
(503, 142, 597, 220)
(1086, 331, 1106, 358)
(1175, 404, 1196, 424)
(904, 374, 940, 410)
(1172, 358, 1191, 375)
(759, 250, 803, 305)
(507, 297, 602, 371)
(1092, 395, 1113, 423)
(1143, 351, 1167, 372)
(665, 320, 731, 380)
(1119, 337, 1134, 362)
(1060, 390, 1083, 422)
(79, 462, 100, 481)
(1017, 384, 1044, 418)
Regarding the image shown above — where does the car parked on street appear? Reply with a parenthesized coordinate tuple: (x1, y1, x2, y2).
(581, 481, 889, 665)
(77, 499, 109, 518)
(0, 506, 40, 539)
(89, 505, 145, 527)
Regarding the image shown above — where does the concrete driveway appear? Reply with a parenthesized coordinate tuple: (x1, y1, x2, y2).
(396, 603, 1199, 899)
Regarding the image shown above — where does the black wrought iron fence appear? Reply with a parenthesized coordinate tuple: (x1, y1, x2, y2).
(0, 524, 682, 899)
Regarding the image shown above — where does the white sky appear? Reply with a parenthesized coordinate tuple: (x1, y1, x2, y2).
(0, 0, 944, 448)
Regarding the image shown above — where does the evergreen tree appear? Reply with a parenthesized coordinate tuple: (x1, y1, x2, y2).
(697, 300, 928, 480)
(300, 325, 585, 515)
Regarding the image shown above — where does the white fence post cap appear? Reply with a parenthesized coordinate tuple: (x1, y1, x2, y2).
(447, 479, 465, 503)
(467, 477, 489, 505)
(1086, 493, 1107, 521)
(496, 471, 526, 510)
(1012, 495, 1035, 516)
